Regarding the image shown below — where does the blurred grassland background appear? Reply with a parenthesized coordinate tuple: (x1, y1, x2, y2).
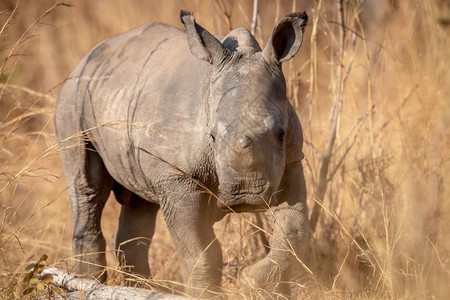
(0, 0, 449, 299)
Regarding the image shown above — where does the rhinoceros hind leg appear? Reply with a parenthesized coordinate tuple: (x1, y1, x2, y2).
(115, 190, 159, 280)
(61, 139, 113, 282)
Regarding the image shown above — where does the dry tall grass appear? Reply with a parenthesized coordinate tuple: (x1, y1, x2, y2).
(0, 0, 449, 299)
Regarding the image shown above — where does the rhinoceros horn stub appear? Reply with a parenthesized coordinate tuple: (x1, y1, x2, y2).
(180, 10, 230, 64)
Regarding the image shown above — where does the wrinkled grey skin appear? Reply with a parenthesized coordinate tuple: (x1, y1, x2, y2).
(55, 11, 309, 297)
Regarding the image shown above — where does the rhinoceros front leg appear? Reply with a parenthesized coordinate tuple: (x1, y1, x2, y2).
(239, 162, 310, 295)
(160, 187, 222, 297)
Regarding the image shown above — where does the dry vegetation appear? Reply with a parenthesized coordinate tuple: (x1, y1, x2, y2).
(0, 0, 449, 299)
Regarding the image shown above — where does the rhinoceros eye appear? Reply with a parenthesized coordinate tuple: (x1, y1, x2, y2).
(277, 129, 285, 143)
(210, 133, 216, 143)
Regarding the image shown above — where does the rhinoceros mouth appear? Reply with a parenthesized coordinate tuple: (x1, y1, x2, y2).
(228, 180, 268, 195)
(217, 181, 276, 212)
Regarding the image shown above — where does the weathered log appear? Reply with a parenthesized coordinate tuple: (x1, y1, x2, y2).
(38, 267, 187, 300)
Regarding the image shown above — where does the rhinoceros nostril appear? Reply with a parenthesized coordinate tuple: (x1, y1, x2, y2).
(236, 135, 252, 149)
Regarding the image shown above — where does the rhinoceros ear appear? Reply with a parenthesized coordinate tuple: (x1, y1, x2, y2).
(180, 10, 230, 64)
(263, 11, 308, 64)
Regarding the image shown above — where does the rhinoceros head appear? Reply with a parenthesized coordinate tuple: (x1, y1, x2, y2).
(181, 11, 307, 212)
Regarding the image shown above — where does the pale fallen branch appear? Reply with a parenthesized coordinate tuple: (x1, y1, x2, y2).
(38, 267, 186, 300)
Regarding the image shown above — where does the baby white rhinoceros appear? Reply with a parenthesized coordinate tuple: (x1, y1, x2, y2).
(55, 10, 309, 297)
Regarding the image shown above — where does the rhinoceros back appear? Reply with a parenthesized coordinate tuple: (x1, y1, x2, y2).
(55, 22, 211, 198)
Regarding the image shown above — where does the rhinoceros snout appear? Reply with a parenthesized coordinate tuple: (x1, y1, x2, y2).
(227, 179, 268, 195)
(217, 180, 278, 212)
